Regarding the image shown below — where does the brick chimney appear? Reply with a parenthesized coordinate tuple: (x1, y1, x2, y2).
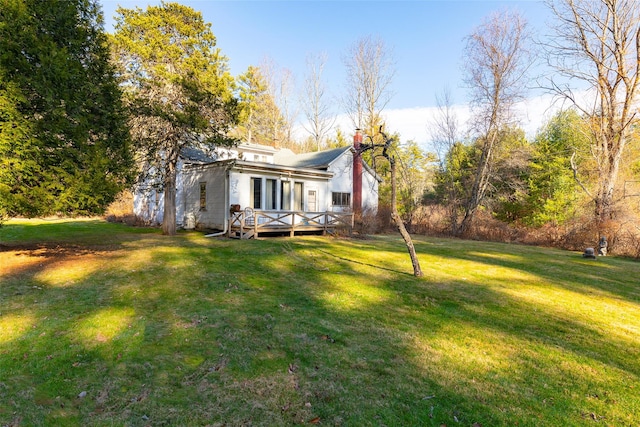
(353, 129, 363, 214)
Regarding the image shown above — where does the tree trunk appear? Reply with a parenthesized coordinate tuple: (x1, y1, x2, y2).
(162, 146, 179, 236)
(389, 158, 423, 277)
(457, 133, 495, 236)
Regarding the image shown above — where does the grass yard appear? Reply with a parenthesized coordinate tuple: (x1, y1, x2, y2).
(1, 218, 639, 426)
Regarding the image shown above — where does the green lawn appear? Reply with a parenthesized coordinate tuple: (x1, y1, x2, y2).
(1, 218, 639, 426)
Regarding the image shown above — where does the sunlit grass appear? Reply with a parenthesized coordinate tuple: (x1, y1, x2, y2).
(0, 313, 35, 343)
(1, 219, 639, 425)
(75, 307, 136, 348)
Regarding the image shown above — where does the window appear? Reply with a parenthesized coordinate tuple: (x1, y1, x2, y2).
(332, 192, 351, 207)
(266, 179, 277, 210)
(199, 182, 207, 211)
(281, 181, 291, 210)
(251, 177, 262, 209)
(294, 182, 304, 211)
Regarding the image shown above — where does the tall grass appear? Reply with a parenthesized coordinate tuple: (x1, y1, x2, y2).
(1, 219, 639, 426)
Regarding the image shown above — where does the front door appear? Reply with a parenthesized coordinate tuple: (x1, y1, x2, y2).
(308, 190, 317, 212)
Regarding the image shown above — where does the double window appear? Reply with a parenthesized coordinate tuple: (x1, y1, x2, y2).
(249, 179, 300, 211)
(332, 192, 351, 207)
(281, 181, 304, 210)
(253, 177, 288, 210)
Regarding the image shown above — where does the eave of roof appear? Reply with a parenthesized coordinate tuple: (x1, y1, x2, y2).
(184, 159, 333, 179)
(232, 160, 334, 179)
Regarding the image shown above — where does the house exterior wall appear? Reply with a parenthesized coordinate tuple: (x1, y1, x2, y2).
(133, 187, 162, 225)
(182, 164, 227, 230)
(133, 159, 188, 226)
(361, 165, 379, 214)
(218, 144, 278, 164)
(228, 169, 329, 213)
(327, 151, 379, 214)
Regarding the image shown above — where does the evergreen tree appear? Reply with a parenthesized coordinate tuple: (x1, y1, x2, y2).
(0, 0, 132, 219)
(234, 65, 286, 147)
(235, 66, 267, 144)
(523, 110, 588, 226)
(489, 127, 533, 223)
(110, 2, 238, 235)
(432, 141, 478, 233)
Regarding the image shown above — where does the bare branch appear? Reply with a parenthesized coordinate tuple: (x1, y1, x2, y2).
(543, 0, 640, 222)
(342, 36, 396, 135)
(300, 52, 336, 151)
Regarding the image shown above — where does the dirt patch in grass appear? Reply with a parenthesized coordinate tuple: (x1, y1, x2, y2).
(1, 242, 119, 256)
(0, 243, 119, 282)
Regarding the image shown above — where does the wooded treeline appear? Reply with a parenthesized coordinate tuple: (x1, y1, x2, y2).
(1, 0, 639, 255)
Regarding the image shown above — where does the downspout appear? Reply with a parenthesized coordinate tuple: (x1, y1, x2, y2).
(205, 168, 230, 237)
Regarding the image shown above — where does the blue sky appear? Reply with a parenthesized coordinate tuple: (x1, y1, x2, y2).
(99, 0, 555, 146)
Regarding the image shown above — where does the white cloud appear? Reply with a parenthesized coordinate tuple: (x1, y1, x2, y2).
(296, 93, 567, 151)
(379, 93, 564, 150)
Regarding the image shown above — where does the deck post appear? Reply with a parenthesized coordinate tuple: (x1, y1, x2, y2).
(253, 212, 257, 238)
(323, 213, 328, 235)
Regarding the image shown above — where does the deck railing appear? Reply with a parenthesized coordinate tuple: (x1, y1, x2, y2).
(229, 209, 353, 239)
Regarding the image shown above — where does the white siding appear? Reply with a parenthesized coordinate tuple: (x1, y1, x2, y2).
(327, 150, 379, 214)
(133, 158, 190, 226)
(182, 165, 227, 230)
(361, 165, 379, 214)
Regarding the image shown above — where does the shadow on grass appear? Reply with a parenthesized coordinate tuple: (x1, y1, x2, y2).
(412, 237, 640, 303)
(1, 222, 639, 426)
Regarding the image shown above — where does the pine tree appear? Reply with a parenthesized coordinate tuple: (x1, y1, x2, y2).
(0, 0, 132, 220)
(110, 2, 238, 235)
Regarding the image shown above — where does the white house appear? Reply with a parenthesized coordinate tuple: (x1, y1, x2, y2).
(133, 132, 380, 236)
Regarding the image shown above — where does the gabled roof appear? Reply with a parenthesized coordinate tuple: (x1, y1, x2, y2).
(274, 146, 351, 169)
(180, 144, 368, 177)
(180, 147, 218, 163)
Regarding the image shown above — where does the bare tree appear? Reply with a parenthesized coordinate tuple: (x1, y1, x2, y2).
(360, 127, 424, 277)
(429, 88, 463, 233)
(343, 36, 395, 139)
(277, 68, 297, 149)
(301, 52, 336, 151)
(261, 58, 297, 148)
(458, 9, 532, 236)
(544, 0, 640, 226)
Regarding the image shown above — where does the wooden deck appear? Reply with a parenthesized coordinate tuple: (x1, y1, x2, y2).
(228, 209, 353, 239)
